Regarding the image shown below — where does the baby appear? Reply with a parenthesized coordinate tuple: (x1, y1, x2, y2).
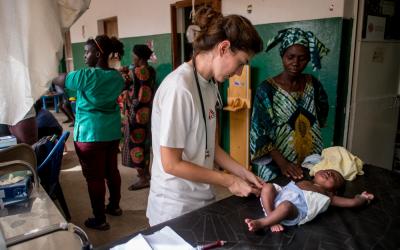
(245, 169, 374, 232)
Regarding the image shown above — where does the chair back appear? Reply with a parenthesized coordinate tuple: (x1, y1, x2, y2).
(0, 143, 39, 187)
(37, 131, 69, 193)
(0, 143, 37, 167)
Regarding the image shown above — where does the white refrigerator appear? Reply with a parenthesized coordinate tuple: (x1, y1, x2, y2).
(348, 41, 400, 170)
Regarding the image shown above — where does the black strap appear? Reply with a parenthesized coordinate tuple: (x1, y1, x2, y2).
(192, 57, 209, 158)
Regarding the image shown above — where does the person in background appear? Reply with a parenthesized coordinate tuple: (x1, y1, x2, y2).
(53, 84, 75, 127)
(53, 35, 125, 231)
(250, 27, 330, 182)
(146, 6, 264, 226)
(33, 100, 63, 139)
(245, 169, 374, 232)
(120, 44, 155, 191)
(0, 106, 38, 145)
(7, 106, 38, 145)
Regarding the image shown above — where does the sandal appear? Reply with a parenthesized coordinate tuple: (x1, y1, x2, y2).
(84, 218, 110, 231)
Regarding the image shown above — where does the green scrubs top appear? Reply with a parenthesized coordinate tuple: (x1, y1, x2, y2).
(65, 68, 124, 142)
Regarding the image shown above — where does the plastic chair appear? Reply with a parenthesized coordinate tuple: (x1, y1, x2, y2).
(0, 143, 39, 189)
(37, 131, 71, 220)
(41, 92, 63, 113)
(0, 144, 40, 207)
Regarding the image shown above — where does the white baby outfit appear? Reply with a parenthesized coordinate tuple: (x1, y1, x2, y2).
(261, 181, 331, 226)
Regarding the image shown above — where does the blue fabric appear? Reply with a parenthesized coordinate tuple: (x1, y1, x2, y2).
(36, 109, 63, 139)
(274, 181, 308, 226)
(36, 109, 62, 131)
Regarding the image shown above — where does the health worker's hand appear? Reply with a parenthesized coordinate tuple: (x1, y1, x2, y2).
(226, 174, 261, 197)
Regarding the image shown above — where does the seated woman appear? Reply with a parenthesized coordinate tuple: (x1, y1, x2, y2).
(250, 27, 329, 181)
(34, 100, 63, 139)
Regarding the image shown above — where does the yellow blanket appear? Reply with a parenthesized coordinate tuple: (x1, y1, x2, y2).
(309, 146, 364, 181)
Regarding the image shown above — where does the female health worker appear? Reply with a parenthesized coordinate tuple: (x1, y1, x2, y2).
(147, 7, 264, 226)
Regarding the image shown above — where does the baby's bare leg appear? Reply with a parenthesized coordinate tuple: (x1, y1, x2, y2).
(245, 183, 279, 231)
(260, 183, 277, 214)
(245, 201, 298, 232)
(259, 183, 282, 230)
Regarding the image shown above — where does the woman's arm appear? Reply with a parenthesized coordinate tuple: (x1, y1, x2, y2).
(270, 149, 303, 180)
(52, 73, 67, 88)
(160, 146, 261, 197)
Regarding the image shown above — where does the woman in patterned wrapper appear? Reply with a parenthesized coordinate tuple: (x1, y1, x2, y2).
(250, 27, 330, 182)
(121, 44, 156, 190)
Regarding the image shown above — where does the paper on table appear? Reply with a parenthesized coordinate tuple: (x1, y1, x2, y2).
(111, 226, 194, 250)
(146, 226, 193, 250)
(111, 233, 152, 250)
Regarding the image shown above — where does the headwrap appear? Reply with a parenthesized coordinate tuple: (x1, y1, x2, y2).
(133, 44, 153, 61)
(265, 27, 329, 71)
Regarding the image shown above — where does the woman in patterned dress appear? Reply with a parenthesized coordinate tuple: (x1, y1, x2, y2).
(121, 44, 155, 190)
(250, 28, 329, 182)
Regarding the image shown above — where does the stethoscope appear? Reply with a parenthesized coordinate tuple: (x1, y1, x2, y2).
(192, 56, 223, 159)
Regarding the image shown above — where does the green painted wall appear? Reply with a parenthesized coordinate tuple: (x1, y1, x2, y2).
(248, 17, 347, 148)
(221, 17, 352, 152)
(71, 17, 352, 151)
(71, 33, 172, 86)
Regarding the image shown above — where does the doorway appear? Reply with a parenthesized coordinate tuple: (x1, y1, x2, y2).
(98, 16, 119, 38)
(170, 0, 221, 69)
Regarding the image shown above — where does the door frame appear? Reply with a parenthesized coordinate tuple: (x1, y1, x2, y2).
(170, 0, 221, 69)
(344, 0, 362, 148)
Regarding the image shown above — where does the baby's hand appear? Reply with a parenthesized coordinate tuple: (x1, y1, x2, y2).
(356, 191, 374, 205)
(360, 191, 374, 202)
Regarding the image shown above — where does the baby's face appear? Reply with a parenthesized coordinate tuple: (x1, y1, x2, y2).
(314, 169, 344, 191)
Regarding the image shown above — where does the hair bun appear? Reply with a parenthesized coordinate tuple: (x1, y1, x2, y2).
(193, 6, 222, 30)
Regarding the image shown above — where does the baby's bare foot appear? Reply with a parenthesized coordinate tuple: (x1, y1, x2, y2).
(245, 218, 263, 232)
(270, 224, 284, 232)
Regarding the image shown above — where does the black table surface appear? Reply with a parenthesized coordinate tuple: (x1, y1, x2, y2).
(98, 165, 400, 250)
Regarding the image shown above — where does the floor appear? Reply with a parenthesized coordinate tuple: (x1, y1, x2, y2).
(54, 110, 231, 247)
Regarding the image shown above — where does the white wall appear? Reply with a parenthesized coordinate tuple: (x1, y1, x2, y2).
(70, 0, 176, 43)
(70, 0, 350, 43)
(343, 0, 356, 19)
(222, 0, 346, 25)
